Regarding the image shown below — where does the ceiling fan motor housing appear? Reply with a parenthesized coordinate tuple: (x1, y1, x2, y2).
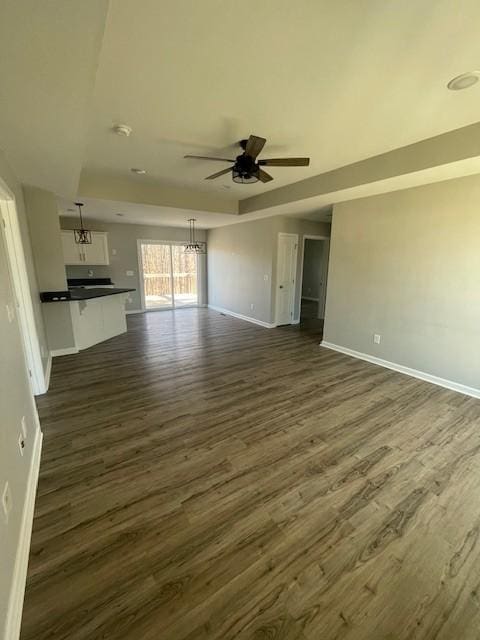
(233, 153, 259, 183)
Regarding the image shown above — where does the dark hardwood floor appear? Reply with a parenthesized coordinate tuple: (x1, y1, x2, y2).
(299, 298, 324, 339)
(22, 308, 480, 639)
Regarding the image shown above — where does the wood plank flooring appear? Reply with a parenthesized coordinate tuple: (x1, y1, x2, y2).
(21, 308, 480, 640)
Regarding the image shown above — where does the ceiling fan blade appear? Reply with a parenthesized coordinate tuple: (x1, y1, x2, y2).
(258, 157, 310, 167)
(184, 155, 234, 162)
(258, 168, 273, 183)
(205, 167, 232, 180)
(245, 135, 266, 159)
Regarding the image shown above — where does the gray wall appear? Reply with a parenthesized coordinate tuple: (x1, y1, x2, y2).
(302, 239, 324, 299)
(60, 219, 208, 311)
(0, 156, 42, 632)
(24, 186, 75, 352)
(207, 217, 276, 323)
(323, 174, 480, 391)
(207, 215, 330, 324)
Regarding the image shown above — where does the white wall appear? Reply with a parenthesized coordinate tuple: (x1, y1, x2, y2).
(0, 160, 42, 637)
(60, 219, 208, 311)
(323, 174, 480, 392)
(207, 216, 330, 324)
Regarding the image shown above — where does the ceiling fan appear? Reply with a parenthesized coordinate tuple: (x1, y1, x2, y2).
(184, 135, 310, 184)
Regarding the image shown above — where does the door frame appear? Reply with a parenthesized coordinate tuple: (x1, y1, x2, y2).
(137, 239, 200, 312)
(297, 234, 330, 321)
(275, 232, 299, 326)
(0, 181, 46, 395)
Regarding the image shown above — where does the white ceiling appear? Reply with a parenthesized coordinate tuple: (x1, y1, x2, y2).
(84, 0, 480, 199)
(57, 196, 333, 229)
(57, 197, 237, 229)
(3, 0, 480, 215)
(0, 1, 108, 194)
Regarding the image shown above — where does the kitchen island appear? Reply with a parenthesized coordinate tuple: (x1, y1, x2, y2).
(41, 288, 135, 352)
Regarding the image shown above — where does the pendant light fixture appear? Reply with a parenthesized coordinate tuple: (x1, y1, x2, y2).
(73, 202, 92, 244)
(184, 218, 206, 254)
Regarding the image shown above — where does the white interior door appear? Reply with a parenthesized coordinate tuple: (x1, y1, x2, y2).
(0, 197, 46, 394)
(276, 233, 298, 326)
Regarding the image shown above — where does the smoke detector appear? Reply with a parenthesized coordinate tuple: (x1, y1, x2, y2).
(447, 72, 480, 91)
(113, 123, 132, 137)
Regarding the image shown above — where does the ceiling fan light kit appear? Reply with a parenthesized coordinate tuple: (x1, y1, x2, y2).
(73, 202, 92, 245)
(184, 218, 206, 254)
(184, 134, 309, 184)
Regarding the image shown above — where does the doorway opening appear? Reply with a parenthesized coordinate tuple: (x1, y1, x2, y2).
(0, 187, 46, 395)
(298, 235, 330, 336)
(138, 241, 199, 311)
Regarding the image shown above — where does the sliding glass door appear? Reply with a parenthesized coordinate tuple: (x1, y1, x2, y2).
(140, 242, 198, 310)
(171, 244, 198, 307)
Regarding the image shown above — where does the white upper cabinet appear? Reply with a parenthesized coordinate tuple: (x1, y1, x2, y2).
(61, 230, 82, 264)
(61, 230, 110, 265)
(84, 232, 109, 265)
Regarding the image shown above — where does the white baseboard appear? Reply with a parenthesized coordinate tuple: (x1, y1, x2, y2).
(4, 428, 43, 640)
(125, 309, 144, 315)
(321, 341, 480, 399)
(302, 296, 319, 302)
(50, 347, 79, 357)
(208, 305, 276, 329)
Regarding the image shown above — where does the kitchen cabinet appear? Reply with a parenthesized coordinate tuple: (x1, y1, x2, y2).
(61, 230, 109, 265)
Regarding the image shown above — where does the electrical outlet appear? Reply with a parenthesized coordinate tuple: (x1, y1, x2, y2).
(374, 334, 381, 344)
(250, 303, 255, 311)
(126, 270, 134, 276)
(2, 482, 12, 524)
(263, 274, 269, 282)
(112, 248, 117, 256)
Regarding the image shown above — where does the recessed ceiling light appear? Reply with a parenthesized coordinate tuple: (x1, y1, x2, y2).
(113, 123, 132, 136)
(67, 208, 75, 212)
(115, 213, 124, 217)
(447, 71, 480, 91)
(131, 168, 146, 175)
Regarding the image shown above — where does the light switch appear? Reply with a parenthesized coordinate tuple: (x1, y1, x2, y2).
(126, 270, 134, 276)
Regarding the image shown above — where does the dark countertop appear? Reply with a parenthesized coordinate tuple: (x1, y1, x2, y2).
(41, 288, 135, 302)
